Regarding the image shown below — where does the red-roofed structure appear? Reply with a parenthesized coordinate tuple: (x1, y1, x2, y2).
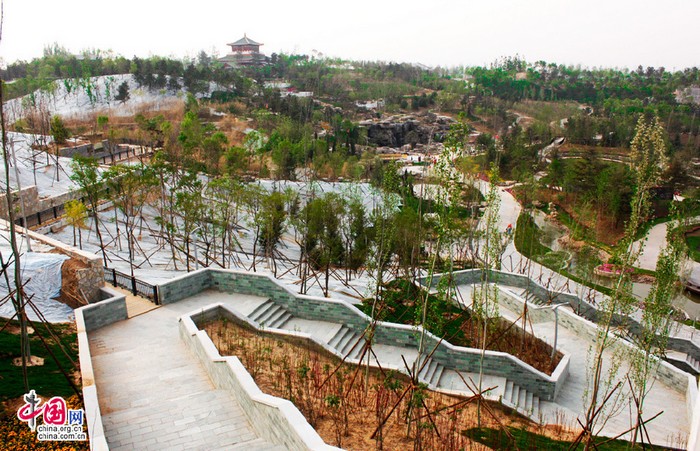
(219, 34, 269, 68)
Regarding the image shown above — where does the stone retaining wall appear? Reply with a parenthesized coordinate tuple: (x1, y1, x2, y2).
(0, 185, 85, 220)
(21, 224, 104, 302)
(0, 218, 104, 302)
(498, 286, 692, 395)
(438, 269, 700, 379)
(78, 287, 127, 332)
(159, 269, 570, 402)
(158, 269, 213, 304)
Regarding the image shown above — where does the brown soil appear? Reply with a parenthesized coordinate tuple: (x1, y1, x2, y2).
(455, 315, 563, 375)
(202, 319, 578, 450)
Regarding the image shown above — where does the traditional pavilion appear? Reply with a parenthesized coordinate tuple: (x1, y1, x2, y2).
(219, 34, 269, 67)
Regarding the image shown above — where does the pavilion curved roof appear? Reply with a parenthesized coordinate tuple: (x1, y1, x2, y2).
(228, 35, 262, 47)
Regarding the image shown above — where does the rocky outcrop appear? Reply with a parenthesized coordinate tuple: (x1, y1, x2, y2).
(360, 113, 455, 148)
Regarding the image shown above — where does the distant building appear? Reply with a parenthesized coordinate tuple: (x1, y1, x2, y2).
(355, 99, 385, 110)
(219, 34, 269, 68)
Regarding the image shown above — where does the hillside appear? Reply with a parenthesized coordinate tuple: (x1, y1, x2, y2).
(4, 74, 202, 122)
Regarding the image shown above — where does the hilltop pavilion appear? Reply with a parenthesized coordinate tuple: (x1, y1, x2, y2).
(219, 34, 269, 67)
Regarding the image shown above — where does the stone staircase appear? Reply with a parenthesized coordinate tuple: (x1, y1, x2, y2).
(417, 357, 446, 388)
(665, 350, 700, 375)
(518, 288, 547, 306)
(503, 379, 541, 419)
(237, 295, 544, 423)
(328, 325, 365, 360)
(247, 299, 293, 329)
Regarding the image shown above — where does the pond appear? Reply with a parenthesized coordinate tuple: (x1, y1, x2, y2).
(532, 210, 700, 318)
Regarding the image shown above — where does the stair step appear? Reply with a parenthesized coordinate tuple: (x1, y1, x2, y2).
(417, 357, 434, 381)
(518, 386, 527, 408)
(533, 397, 540, 418)
(254, 304, 284, 326)
(430, 363, 445, 387)
(340, 333, 361, 357)
(329, 327, 351, 349)
(504, 380, 513, 401)
(337, 330, 358, 355)
(261, 306, 285, 327)
(269, 311, 292, 329)
(425, 360, 439, 383)
(348, 336, 366, 360)
(510, 384, 520, 405)
(248, 299, 274, 321)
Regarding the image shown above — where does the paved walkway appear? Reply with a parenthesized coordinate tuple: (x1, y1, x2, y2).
(106, 285, 160, 317)
(487, 285, 688, 446)
(89, 295, 283, 451)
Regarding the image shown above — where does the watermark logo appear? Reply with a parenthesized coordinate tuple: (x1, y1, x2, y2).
(16, 390, 86, 441)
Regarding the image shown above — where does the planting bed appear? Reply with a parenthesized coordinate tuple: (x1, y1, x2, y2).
(361, 280, 563, 375)
(201, 318, 575, 450)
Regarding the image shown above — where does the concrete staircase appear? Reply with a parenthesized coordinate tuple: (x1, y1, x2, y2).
(503, 379, 541, 419)
(665, 350, 700, 375)
(247, 299, 293, 329)
(417, 357, 445, 387)
(518, 288, 547, 306)
(235, 295, 544, 423)
(328, 325, 365, 360)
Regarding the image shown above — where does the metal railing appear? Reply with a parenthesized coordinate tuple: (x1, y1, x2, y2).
(16, 203, 68, 228)
(104, 267, 159, 305)
(99, 147, 152, 165)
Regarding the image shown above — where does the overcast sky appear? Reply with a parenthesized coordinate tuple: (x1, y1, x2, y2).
(2, 0, 698, 70)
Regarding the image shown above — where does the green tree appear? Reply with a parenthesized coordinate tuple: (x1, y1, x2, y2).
(70, 156, 108, 265)
(258, 191, 288, 277)
(114, 81, 130, 103)
(578, 116, 670, 449)
(173, 169, 205, 272)
(305, 193, 345, 297)
(103, 164, 157, 281)
(65, 199, 87, 248)
(50, 115, 70, 144)
(96, 115, 109, 136)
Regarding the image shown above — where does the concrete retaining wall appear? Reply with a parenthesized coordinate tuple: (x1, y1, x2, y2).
(179, 308, 339, 451)
(160, 269, 570, 402)
(439, 269, 700, 379)
(499, 285, 692, 396)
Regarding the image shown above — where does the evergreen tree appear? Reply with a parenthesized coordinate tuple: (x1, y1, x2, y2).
(50, 115, 70, 144)
(115, 81, 130, 103)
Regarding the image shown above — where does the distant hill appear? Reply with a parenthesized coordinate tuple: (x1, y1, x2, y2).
(3, 74, 208, 122)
